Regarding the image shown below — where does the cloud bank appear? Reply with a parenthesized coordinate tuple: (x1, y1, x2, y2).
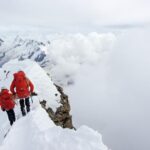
(46, 32, 116, 85)
(66, 27, 150, 150)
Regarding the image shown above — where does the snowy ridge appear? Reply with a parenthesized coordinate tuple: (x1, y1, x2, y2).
(0, 107, 108, 150)
(0, 59, 61, 112)
(0, 59, 61, 143)
(0, 59, 108, 150)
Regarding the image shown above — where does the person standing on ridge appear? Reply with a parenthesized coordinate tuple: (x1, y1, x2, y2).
(10, 70, 34, 116)
(0, 87, 16, 125)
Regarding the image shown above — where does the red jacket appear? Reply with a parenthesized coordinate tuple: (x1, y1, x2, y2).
(0, 89, 15, 110)
(10, 71, 34, 99)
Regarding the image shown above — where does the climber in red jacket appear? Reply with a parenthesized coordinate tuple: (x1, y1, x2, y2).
(10, 70, 34, 116)
(0, 87, 16, 125)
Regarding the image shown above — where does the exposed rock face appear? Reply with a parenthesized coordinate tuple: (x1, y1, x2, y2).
(40, 84, 75, 129)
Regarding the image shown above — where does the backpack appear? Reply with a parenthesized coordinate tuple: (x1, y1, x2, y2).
(14, 71, 29, 93)
(0, 89, 15, 110)
(1, 92, 11, 102)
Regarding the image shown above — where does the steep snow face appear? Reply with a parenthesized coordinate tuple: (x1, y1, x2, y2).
(0, 107, 108, 150)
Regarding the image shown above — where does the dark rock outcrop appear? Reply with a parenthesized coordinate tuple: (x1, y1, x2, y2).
(0, 38, 4, 46)
(40, 84, 75, 129)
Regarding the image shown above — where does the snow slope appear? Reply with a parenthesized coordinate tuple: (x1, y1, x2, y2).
(0, 59, 60, 143)
(0, 59, 61, 112)
(0, 107, 108, 150)
(0, 59, 108, 150)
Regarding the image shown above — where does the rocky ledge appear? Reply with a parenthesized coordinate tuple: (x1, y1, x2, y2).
(40, 84, 75, 129)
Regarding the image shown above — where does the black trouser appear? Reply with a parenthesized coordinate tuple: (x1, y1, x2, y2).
(6, 109, 16, 126)
(19, 97, 30, 116)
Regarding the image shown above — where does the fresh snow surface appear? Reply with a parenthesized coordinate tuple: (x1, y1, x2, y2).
(0, 106, 108, 150)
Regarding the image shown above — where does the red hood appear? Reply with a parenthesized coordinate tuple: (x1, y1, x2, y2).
(1, 89, 9, 94)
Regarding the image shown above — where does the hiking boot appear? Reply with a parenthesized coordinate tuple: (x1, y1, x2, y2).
(26, 107, 30, 113)
(21, 109, 26, 116)
(10, 120, 13, 126)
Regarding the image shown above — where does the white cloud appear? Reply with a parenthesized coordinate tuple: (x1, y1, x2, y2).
(0, 31, 116, 85)
(46, 32, 116, 85)
(66, 27, 150, 150)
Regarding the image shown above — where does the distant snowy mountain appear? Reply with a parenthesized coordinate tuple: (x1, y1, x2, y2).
(0, 36, 49, 68)
(0, 33, 116, 85)
(0, 59, 108, 150)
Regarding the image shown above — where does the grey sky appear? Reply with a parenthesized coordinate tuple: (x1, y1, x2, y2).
(0, 0, 150, 30)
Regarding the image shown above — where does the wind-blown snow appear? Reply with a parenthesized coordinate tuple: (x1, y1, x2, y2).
(0, 106, 108, 150)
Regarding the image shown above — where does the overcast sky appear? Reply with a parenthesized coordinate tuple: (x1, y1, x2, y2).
(0, 0, 150, 31)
